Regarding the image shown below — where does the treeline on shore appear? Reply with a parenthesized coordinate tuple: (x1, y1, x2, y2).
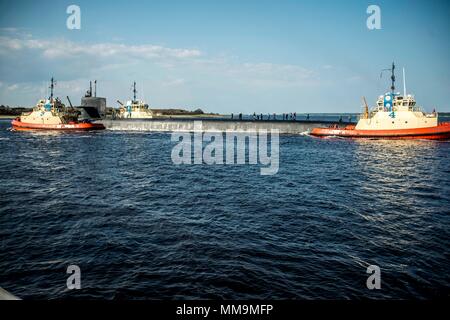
(152, 108, 207, 115)
(0, 105, 32, 116)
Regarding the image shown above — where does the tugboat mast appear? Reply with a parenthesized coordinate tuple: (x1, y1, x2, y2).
(49, 77, 55, 101)
(390, 62, 396, 93)
(133, 82, 137, 102)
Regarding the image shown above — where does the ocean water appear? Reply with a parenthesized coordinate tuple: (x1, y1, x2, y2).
(0, 118, 449, 299)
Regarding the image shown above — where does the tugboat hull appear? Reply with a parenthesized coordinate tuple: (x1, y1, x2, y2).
(311, 123, 450, 140)
(11, 119, 105, 131)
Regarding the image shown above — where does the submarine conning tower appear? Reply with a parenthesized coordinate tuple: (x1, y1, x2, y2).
(81, 80, 106, 117)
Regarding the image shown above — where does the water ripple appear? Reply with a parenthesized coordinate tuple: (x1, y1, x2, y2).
(0, 120, 449, 299)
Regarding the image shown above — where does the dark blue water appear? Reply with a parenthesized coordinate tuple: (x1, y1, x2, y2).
(0, 119, 449, 299)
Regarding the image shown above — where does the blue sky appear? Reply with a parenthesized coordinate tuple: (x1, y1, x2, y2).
(0, 0, 449, 113)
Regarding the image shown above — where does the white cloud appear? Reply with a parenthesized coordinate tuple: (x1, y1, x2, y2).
(0, 33, 320, 111)
(228, 62, 317, 87)
(0, 35, 202, 60)
(0, 34, 317, 89)
(169, 59, 315, 89)
(6, 84, 19, 91)
(163, 78, 186, 86)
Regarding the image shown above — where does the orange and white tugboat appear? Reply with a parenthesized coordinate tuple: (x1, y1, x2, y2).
(11, 78, 105, 131)
(117, 82, 153, 119)
(311, 63, 450, 140)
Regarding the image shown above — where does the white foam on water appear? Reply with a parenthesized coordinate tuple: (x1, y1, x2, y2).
(299, 130, 311, 136)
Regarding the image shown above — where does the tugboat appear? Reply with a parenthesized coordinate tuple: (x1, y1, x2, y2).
(311, 63, 450, 140)
(117, 82, 153, 119)
(11, 78, 105, 131)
